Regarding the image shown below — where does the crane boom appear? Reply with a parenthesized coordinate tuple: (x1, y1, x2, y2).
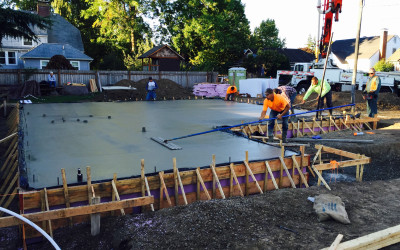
(317, 0, 342, 58)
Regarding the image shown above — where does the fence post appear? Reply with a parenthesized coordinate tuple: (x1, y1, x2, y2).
(57, 70, 61, 87)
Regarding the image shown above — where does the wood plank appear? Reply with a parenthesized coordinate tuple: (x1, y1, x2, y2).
(229, 163, 244, 197)
(0, 196, 154, 228)
(175, 167, 188, 205)
(321, 224, 400, 250)
(111, 180, 126, 215)
(313, 118, 327, 134)
(291, 156, 309, 188)
(44, 188, 53, 238)
(328, 234, 343, 250)
(243, 161, 263, 194)
(195, 168, 211, 200)
(311, 164, 331, 190)
(212, 155, 216, 198)
(0, 173, 18, 207)
(278, 157, 296, 188)
(141, 159, 146, 210)
(144, 177, 155, 211)
(0, 147, 17, 174)
(229, 164, 234, 197)
(0, 132, 17, 144)
(265, 161, 279, 190)
(302, 118, 316, 135)
(210, 164, 225, 199)
(86, 166, 92, 205)
(111, 173, 117, 216)
(159, 171, 172, 206)
(316, 145, 366, 160)
(0, 187, 18, 217)
(330, 117, 341, 131)
(0, 160, 17, 194)
(173, 158, 179, 206)
(245, 151, 249, 196)
(61, 169, 71, 208)
(279, 145, 284, 188)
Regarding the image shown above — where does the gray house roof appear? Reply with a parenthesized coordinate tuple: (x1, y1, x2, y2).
(138, 44, 184, 59)
(332, 35, 395, 63)
(21, 43, 93, 61)
(48, 14, 84, 52)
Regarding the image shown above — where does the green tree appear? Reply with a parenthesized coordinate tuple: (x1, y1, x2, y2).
(374, 59, 394, 72)
(158, 0, 251, 73)
(252, 19, 285, 50)
(0, 4, 51, 47)
(300, 34, 316, 54)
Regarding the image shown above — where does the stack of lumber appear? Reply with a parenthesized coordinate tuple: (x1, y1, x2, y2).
(192, 83, 230, 97)
(89, 79, 98, 92)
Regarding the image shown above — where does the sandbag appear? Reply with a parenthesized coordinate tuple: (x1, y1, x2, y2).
(313, 194, 350, 224)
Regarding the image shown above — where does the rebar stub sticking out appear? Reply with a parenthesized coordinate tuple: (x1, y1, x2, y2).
(83, 120, 88, 123)
(108, 116, 111, 119)
(142, 127, 146, 132)
(42, 114, 46, 117)
(77, 168, 83, 182)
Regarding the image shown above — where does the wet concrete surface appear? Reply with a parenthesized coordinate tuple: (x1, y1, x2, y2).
(20, 100, 297, 188)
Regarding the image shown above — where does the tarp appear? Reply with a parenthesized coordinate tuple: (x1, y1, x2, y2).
(239, 79, 279, 97)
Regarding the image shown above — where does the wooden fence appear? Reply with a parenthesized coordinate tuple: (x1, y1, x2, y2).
(0, 69, 218, 89)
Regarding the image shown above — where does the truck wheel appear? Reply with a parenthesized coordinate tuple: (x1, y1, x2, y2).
(296, 83, 309, 94)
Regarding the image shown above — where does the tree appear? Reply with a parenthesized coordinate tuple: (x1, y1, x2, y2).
(0, 4, 51, 47)
(300, 34, 316, 54)
(158, 0, 251, 72)
(374, 59, 394, 72)
(252, 19, 285, 50)
(45, 55, 75, 70)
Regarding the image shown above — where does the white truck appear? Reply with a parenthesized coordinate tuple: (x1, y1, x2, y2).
(277, 59, 400, 94)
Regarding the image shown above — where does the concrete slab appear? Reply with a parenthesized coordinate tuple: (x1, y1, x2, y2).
(20, 100, 297, 189)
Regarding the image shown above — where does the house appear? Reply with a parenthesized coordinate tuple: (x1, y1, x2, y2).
(0, 0, 92, 69)
(278, 48, 315, 70)
(330, 29, 400, 72)
(21, 43, 92, 70)
(138, 44, 184, 71)
(387, 48, 400, 71)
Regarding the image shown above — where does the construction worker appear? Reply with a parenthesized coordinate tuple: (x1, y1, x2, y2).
(363, 68, 381, 118)
(146, 77, 158, 101)
(274, 85, 297, 114)
(259, 88, 290, 143)
(225, 85, 239, 101)
(301, 76, 332, 118)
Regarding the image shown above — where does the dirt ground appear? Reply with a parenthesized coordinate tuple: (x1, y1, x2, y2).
(1, 89, 400, 249)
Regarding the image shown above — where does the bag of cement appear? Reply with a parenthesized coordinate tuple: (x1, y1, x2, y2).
(313, 194, 350, 224)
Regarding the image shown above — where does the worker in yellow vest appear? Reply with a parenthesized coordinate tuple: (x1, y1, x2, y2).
(363, 68, 381, 117)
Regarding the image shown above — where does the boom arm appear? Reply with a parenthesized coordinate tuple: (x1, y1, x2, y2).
(317, 0, 342, 58)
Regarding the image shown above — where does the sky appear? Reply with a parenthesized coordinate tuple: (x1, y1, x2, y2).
(242, 0, 400, 48)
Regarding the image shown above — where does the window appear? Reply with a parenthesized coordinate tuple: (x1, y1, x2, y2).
(0, 52, 5, 64)
(23, 38, 32, 46)
(393, 48, 397, 54)
(70, 61, 79, 70)
(0, 51, 17, 65)
(40, 60, 49, 69)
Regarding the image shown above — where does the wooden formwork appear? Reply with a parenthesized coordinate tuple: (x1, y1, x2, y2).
(0, 103, 19, 216)
(232, 116, 380, 139)
(1, 152, 309, 239)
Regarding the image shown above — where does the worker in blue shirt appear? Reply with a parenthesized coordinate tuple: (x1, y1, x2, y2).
(146, 77, 158, 101)
(47, 71, 56, 87)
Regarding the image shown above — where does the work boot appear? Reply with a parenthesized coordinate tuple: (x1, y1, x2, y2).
(268, 136, 274, 142)
(282, 135, 287, 143)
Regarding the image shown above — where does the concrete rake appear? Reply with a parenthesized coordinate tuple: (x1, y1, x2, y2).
(151, 103, 355, 150)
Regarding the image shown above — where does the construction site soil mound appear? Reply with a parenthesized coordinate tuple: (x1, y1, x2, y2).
(28, 179, 400, 250)
(101, 78, 194, 101)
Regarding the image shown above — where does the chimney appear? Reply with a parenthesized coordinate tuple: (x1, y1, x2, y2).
(37, 0, 51, 17)
(379, 28, 388, 61)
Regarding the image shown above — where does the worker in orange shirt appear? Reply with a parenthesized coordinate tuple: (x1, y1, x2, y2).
(225, 85, 239, 101)
(259, 88, 290, 142)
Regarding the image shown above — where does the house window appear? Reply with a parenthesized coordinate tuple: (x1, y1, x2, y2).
(393, 48, 397, 54)
(40, 60, 49, 69)
(70, 61, 79, 70)
(0, 51, 17, 65)
(0, 52, 5, 64)
(23, 38, 33, 46)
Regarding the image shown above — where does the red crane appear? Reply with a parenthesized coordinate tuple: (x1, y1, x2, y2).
(317, 0, 342, 58)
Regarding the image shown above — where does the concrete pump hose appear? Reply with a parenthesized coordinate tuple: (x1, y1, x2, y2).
(0, 207, 61, 250)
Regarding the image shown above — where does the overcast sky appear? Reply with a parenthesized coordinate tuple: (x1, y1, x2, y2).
(242, 0, 400, 48)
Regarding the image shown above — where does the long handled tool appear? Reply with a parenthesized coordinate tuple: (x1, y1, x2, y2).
(152, 103, 355, 150)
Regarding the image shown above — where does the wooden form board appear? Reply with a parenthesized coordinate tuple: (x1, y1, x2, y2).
(236, 116, 379, 139)
(17, 155, 309, 237)
(321, 224, 400, 250)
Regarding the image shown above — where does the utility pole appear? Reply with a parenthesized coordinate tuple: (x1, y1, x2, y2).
(351, 0, 365, 114)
